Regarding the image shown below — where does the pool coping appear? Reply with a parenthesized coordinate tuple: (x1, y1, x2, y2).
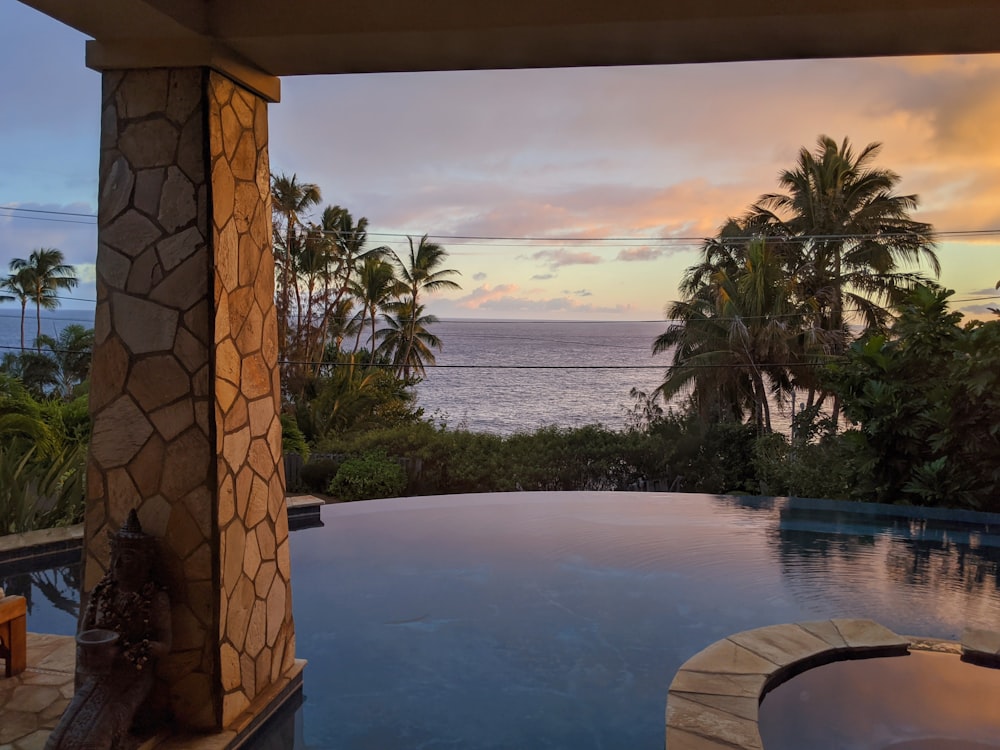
(664, 619, 1000, 749)
(0, 496, 327, 568)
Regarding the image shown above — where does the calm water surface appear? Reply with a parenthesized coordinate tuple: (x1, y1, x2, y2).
(6, 494, 999, 749)
(286, 493, 999, 749)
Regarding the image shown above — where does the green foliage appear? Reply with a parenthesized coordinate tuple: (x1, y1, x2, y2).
(327, 450, 407, 502)
(298, 458, 343, 493)
(280, 413, 310, 461)
(326, 421, 673, 496)
(824, 285, 1000, 510)
(646, 412, 761, 494)
(659, 137, 938, 430)
(0, 445, 86, 535)
(752, 431, 856, 500)
(291, 354, 423, 446)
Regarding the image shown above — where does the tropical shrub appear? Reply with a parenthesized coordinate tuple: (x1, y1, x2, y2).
(328, 450, 407, 501)
(280, 413, 310, 461)
(824, 285, 1000, 510)
(0, 445, 86, 535)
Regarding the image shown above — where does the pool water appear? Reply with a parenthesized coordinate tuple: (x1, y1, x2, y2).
(759, 650, 1000, 749)
(5, 492, 1000, 748)
(289, 493, 1000, 749)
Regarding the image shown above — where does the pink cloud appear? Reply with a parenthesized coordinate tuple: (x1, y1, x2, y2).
(532, 249, 602, 268)
(452, 283, 521, 309)
(617, 246, 664, 262)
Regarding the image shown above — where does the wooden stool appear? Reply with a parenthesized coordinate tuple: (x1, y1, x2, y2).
(0, 593, 27, 677)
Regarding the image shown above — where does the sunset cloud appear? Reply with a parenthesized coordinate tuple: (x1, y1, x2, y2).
(617, 247, 665, 262)
(531, 249, 602, 268)
(437, 288, 632, 318)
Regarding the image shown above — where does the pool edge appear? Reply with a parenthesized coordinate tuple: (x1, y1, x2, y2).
(664, 620, 998, 749)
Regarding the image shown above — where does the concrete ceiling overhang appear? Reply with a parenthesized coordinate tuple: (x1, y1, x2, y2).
(18, 0, 1000, 102)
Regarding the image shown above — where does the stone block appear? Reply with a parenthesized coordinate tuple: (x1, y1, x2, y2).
(166, 69, 202, 124)
(265, 578, 287, 643)
(91, 395, 154, 468)
(102, 208, 161, 257)
(246, 599, 267, 657)
(98, 155, 134, 225)
(158, 225, 205, 271)
(666, 694, 763, 749)
(223, 522, 247, 593)
(126, 431, 166, 497)
(167, 503, 208, 560)
(681, 638, 778, 676)
(728, 623, 831, 668)
(669, 670, 767, 699)
(134, 167, 167, 217)
(221, 642, 241, 691)
(129, 354, 191, 412)
(113, 293, 179, 353)
(150, 250, 210, 311)
(962, 627, 1000, 660)
(116, 68, 169, 118)
(118, 119, 179, 169)
(831, 619, 909, 652)
(797, 619, 849, 649)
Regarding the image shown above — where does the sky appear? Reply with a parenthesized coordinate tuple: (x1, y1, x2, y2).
(1, 0, 998, 321)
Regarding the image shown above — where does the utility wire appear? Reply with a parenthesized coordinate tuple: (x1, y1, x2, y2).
(5, 204, 1000, 245)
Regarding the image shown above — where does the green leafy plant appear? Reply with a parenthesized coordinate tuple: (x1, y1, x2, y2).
(0, 445, 85, 535)
(327, 450, 407, 501)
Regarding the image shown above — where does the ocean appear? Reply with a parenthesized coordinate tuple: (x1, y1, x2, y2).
(0, 311, 794, 435)
(414, 319, 668, 434)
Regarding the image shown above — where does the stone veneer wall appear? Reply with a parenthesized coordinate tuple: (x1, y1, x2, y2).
(87, 67, 293, 730)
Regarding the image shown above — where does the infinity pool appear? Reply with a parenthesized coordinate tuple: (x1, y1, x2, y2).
(6, 492, 1000, 748)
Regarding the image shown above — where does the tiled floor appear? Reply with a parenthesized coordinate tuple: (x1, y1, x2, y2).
(0, 633, 304, 750)
(0, 633, 75, 750)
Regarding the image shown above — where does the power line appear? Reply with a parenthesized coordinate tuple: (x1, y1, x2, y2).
(277, 358, 840, 370)
(4, 204, 1000, 245)
(0, 206, 95, 218)
(0, 212, 97, 227)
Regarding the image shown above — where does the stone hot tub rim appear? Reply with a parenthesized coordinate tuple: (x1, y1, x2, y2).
(664, 618, 1000, 750)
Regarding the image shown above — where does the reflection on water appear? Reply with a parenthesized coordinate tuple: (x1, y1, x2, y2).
(759, 650, 1000, 750)
(769, 500, 1000, 637)
(0, 559, 80, 633)
(5, 494, 1000, 749)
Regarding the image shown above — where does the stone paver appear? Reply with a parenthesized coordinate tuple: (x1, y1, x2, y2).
(830, 618, 910, 652)
(962, 627, 1000, 663)
(0, 633, 303, 750)
(0, 634, 74, 749)
(665, 619, 944, 749)
(728, 623, 831, 668)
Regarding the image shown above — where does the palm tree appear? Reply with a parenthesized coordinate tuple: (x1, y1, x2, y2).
(0, 267, 33, 350)
(306, 206, 388, 369)
(271, 173, 322, 351)
(747, 136, 938, 342)
(655, 240, 802, 430)
(348, 256, 404, 355)
(745, 136, 938, 422)
(9, 249, 78, 350)
(390, 235, 461, 375)
(36, 324, 95, 400)
(377, 299, 443, 380)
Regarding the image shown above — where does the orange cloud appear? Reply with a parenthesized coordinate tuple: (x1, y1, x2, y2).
(617, 246, 664, 262)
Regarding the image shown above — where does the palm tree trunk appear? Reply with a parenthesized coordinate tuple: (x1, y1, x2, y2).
(35, 299, 41, 351)
(19, 300, 26, 351)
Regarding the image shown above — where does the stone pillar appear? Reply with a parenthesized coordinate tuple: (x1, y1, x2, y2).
(86, 68, 294, 730)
